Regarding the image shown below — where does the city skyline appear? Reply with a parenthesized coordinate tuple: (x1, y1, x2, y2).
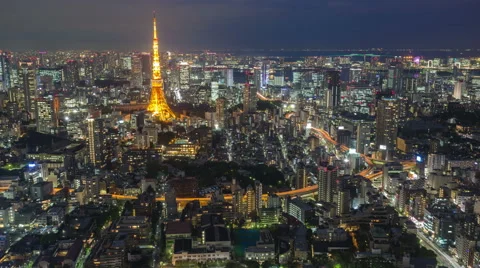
(1, 0, 479, 51)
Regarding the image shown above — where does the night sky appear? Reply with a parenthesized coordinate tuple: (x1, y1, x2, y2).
(1, 0, 479, 51)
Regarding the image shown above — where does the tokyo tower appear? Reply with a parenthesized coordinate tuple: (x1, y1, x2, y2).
(147, 12, 176, 121)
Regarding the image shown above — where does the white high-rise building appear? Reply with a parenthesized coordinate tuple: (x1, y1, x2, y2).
(225, 69, 234, 87)
(453, 80, 465, 99)
(179, 62, 190, 90)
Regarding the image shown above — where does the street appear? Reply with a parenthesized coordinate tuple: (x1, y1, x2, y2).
(416, 231, 462, 268)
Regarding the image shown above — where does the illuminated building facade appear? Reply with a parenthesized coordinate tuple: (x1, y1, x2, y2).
(243, 84, 257, 114)
(376, 98, 399, 152)
(215, 97, 227, 129)
(147, 13, 176, 122)
(179, 61, 190, 90)
(325, 70, 341, 110)
(131, 55, 143, 88)
(0, 52, 11, 91)
(163, 139, 199, 159)
(18, 60, 37, 116)
(34, 98, 52, 134)
(318, 166, 338, 203)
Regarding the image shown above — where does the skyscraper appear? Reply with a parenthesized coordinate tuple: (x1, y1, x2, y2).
(318, 166, 338, 203)
(87, 118, 96, 165)
(131, 55, 143, 88)
(453, 79, 465, 99)
(325, 70, 341, 110)
(376, 99, 399, 153)
(179, 61, 190, 90)
(232, 188, 244, 219)
(336, 188, 350, 215)
(225, 68, 234, 87)
(243, 83, 257, 114)
(402, 70, 419, 98)
(34, 98, 52, 134)
(255, 181, 263, 213)
(246, 185, 255, 216)
(86, 117, 105, 167)
(18, 60, 37, 116)
(215, 97, 227, 129)
(0, 52, 11, 91)
(64, 60, 79, 88)
(296, 164, 307, 189)
(147, 13, 176, 122)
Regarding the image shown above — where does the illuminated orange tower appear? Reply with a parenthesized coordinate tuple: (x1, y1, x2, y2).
(52, 96, 60, 127)
(147, 12, 176, 121)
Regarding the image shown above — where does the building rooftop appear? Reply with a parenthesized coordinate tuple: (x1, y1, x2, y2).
(204, 226, 230, 243)
(173, 238, 193, 253)
(165, 221, 192, 235)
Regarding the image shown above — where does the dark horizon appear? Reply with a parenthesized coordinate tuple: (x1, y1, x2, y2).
(1, 0, 479, 51)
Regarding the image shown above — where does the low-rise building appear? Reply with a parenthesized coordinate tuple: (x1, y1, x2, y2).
(172, 238, 230, 265)
(30, 181, 53, 201)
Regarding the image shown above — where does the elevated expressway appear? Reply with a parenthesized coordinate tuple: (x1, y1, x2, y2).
(108, 125, 416, 206)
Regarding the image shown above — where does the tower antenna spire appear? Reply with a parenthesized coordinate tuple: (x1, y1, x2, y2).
(147, 11, 176, 121)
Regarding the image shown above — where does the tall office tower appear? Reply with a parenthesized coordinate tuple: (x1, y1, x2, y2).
(254, 181, 263, 213)
(131, 55, 143, 88)
(225, 68, 234, 87)
(34, 98, 52, 133)
(215, 97, 227, 129)
(0, 52, 11, 91)
(453, 79, 465, 99)
(336, 129, 352, 148)
(246, 185, 255, 216)
(52, 96, 60, 129)
(140, 53, 151, 80)
(318, 166, 338, 203)
(254, 67, 262, 89)
(376, 99, 399, 153)
(178, 61, 190, 90)
(86, 117, 105, 167)
(243, 83, 257, 114)
(147, 13, 176, 122)
(83, 59, 95, 85)
(87, 118, 96, 165)
(336, 188, 350, 215)
(296, 164, 308, 189)
(387, 64, 402, 93)
(356, 122, 373, 154)
(232, 188, 244, 219)
(64, 60, 80, 88)
(401, 69, 419, 98)
(325, 70, 341, 110)
(261, 62, 269, 87)
(18, 60, 37, 116)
